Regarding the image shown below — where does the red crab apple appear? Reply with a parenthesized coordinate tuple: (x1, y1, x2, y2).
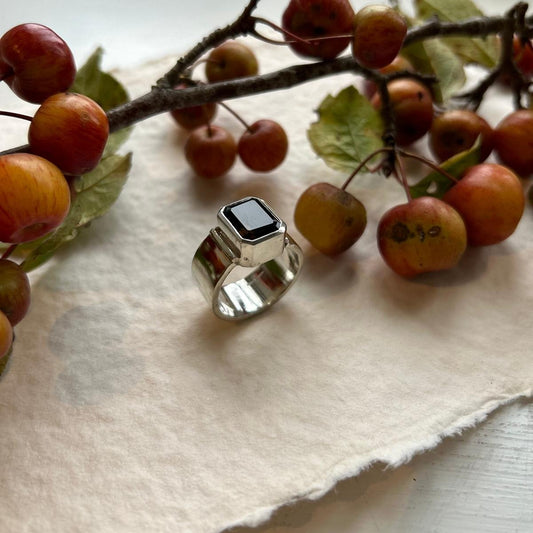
(29, 92, 109, 176)
(294, 182, 367, 255)
(281, 0, 355, 60)
(0, 153, 70, 243)
(0, 259, 31, 326)
(205, 41, 258, 83)
(352, 5, 407, 69)
(238, 119, 288, 172)
(443, 163, 525, 246)
(429, 109, 494, 163)
(185, 124, 237, 178)
(371, 79, 434, 146)
(512, 35, 533, 77)
(0, 310, 13, 360)
(500, 35, 533, 83)
(170, 84, 217, 130)
(363, 55, 414, 99)
(377, 196, 467, 277)
(494, 109, 533, 177)
(0, 23, 76, 104)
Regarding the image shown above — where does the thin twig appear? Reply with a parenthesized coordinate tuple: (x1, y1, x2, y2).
(157, 0, 261, 89)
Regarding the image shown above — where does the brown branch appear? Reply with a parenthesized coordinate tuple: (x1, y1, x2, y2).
(108, 56, 372, 132)
(453, 2, 531, 109)
(107, 8, 533, 133)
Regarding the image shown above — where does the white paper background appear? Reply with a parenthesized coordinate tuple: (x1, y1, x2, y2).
(0, 4, 532, 532)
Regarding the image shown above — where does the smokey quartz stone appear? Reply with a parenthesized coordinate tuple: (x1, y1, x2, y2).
(222, 198, 281, 240)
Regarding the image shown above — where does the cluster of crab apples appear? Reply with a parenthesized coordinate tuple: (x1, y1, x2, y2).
(0, 23, 110, 360)
(175, 0, 531, 279)
(282, 0, 530, 278)
(171, 41, 289, 178)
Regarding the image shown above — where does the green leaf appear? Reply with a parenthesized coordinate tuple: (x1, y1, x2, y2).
(21, 153, 132, 272)
(74, 154, 132, 225)
(409, 140, 481, 199)
(402, 38, 466, 102)
(307, 86, 385, 173)
(0, 345, 12, 378)
(415, 0, 500, 68)
(71, 47, 133, 156)
(71, 47, 129, 111)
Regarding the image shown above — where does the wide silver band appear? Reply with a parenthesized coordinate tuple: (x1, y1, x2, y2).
(192, 197, 303, 320)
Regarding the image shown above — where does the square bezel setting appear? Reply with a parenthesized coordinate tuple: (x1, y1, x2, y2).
(217, 197, 286, 267)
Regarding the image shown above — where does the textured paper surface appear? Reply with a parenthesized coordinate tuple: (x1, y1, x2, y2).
(0, 41, 532, 533)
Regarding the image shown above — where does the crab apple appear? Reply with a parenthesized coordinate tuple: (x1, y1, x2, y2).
(294, 182, 367, 255)
(281, 0, 355, 60)
(205, 41, 258, 83)
(0, 153, 70, 244)
(512, 35, 533, 78)
(442, 163, 524, 246)
(0, 23, 76, 104)
(352, 5, 407, 70)
(238, 120, 288, 172)
(494, 109, 533, 177)
(170, 84, 217, 130)
(362, 55, 414, 99)
(185, 124, 237, 179)
(377, 196, 467, 278)
(0, 310, 13, 360)
(0, 259, 31, 326)
(429, 109, 494, 163)
(371, 79, 434, 146)
(28, 92, 109, 176)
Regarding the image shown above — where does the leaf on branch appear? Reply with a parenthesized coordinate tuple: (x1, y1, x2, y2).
(71, 47, 133, 156)
(21, 153, 132, 273)
(307, 86, 384, 173)
(403, 37, 466, 103)
(409, 140, 481, 199)
(415, 0, 500, 68)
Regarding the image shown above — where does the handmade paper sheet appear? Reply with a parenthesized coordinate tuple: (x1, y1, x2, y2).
(0, 42, 531, 533)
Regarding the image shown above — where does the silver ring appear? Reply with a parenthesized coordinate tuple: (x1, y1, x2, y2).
(192, 197, 304, 320)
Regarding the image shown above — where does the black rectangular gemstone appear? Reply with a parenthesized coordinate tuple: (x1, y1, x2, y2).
(223, 198, 281, 240)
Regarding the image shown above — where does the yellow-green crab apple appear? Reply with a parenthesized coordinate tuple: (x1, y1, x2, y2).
(0, 153, 71, 243)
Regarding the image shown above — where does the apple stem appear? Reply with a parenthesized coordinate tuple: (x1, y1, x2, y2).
(189, 57, 213, 71)
(394, 153, 413, 202)
(292, 33, 355, 44)
(0, 110, 33, 122)
(398, 149, 459, 184)
(341, 147, 394, 190)
(251, 18, 354, 47)
(219, 101, 252, 132)
(251, 17, 313, 46)
(1, 244, 17, 261)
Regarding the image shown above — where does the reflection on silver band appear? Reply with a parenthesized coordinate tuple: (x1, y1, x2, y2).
(192, 197, 304, 321)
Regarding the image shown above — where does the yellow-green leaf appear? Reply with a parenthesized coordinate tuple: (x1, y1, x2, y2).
(416, 0, 500, 68)
(307, 86, 384, 173)
(403, 38, 466, 102)
(410, 139, 481, 198)
(21, 153, 132, 273)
